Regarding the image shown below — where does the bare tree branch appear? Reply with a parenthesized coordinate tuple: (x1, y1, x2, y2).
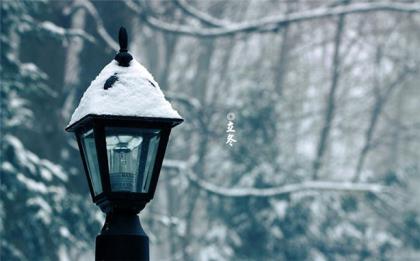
(174, 0, 229, 27)
(137, 2, 420, 37)
(71, 0, 119, 50)
(353, 64, 417, 181)
(166, 92, 202, 112)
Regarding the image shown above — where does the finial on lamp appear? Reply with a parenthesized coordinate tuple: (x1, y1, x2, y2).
(115, 26, 133, 67)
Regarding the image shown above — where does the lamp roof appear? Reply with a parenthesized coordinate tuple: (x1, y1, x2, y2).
(67, 57, 182, 129)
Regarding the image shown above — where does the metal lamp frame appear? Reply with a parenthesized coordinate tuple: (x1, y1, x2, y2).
(66, 114, 183, 213)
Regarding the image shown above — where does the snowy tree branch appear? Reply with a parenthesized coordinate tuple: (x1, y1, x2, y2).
(163, 160, 389, 198)
(40, 21, 95, 43)
(21, 16, 95, 43)
(138, 2, 420, 37)
(186, 171, 388, 197)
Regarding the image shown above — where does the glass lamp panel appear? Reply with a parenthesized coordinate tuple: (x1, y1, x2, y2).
(105, 127, 161, 193)
(81, 129, 103, 195)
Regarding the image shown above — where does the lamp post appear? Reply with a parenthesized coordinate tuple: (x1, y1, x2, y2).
(66, 27, 183, 261)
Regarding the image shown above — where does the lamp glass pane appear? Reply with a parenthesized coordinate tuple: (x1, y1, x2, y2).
(81, 129, 103, 195)
(105, 127, 160, 193)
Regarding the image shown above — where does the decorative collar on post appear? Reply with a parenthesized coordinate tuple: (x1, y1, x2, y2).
(114, 26, 133, 67)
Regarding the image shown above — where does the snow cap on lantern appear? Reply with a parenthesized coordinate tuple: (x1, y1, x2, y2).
(66, 28, 181, 129)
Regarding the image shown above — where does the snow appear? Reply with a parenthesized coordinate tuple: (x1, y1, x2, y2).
(27, 197, 52, 224)
(41, 21, 66, 36)
(41, 159, 68, 181)
(1, 162, 15, 172)
(59, 227, 71, 238)
(40, 167, 53, 181)
(67, 58, 182, 127)
(5, 135, 68, 182)
(270, 199, 288, 219)
(17, 173, 48, 194)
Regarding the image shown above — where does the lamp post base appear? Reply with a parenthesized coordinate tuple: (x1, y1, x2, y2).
(96, 212, 149, 261)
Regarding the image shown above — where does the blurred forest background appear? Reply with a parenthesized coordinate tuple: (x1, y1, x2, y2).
(1, 0, 420, 260)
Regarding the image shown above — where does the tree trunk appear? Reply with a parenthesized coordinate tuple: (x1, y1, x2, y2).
(61, 1, 86, 122)
(353, 45, 383, 181)
(182, 39, 215, 261)
(312, 11, 346, 180)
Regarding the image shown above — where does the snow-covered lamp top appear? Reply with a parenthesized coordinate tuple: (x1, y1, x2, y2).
(67, 28, 181, 128)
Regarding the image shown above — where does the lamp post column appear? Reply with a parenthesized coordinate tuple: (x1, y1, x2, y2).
(95, 211, 149, 261)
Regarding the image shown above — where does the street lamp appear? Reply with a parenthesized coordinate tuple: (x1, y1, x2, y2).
(66, 27, 183, 260)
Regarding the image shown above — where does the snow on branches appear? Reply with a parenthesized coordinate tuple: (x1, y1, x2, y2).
(163, 159, 390, 198)
(128, 1, 420, 38)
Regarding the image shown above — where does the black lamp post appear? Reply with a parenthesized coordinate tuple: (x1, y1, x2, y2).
(66, 27, 183, 260)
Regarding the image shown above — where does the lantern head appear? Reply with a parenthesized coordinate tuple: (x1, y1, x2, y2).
(66, 28, 183, 214)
